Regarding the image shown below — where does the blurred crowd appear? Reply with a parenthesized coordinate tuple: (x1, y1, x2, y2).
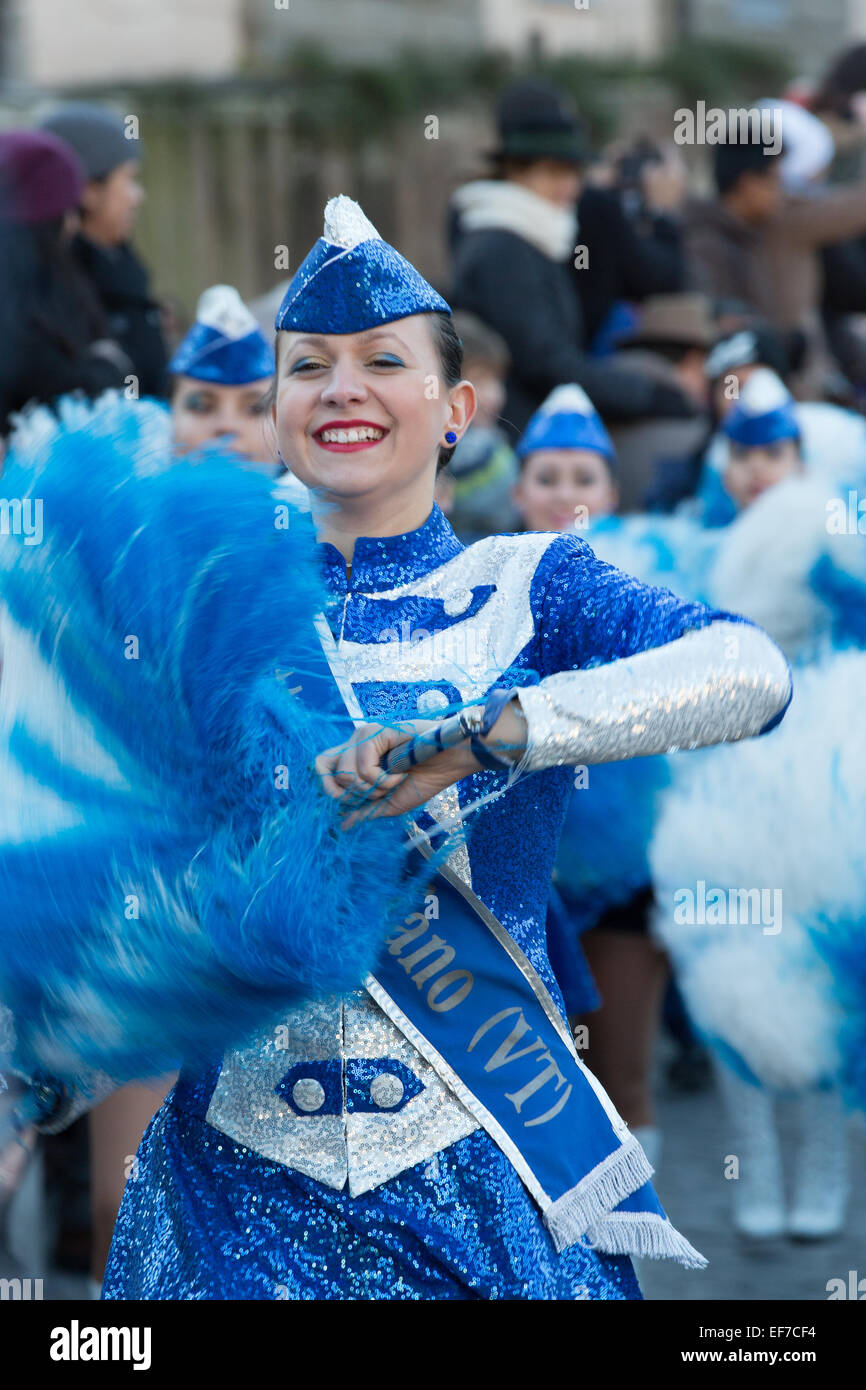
(3, 43, 866, 1296)
(6, 47, 866, 501)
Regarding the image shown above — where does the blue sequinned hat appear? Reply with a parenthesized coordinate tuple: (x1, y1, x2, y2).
(169, 285, 275, 385)
(275, 195, 451, 334)
(722, 368, 800, 447)
(517, 384, 616, 465)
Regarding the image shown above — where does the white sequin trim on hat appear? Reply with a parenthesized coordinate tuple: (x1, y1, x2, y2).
(323, 195, 381, 249)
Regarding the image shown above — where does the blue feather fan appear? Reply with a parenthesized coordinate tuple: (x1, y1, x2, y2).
(0, 394, 410, 1089)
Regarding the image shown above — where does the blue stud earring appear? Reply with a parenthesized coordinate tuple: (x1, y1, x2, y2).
(445, 431, 458, 445)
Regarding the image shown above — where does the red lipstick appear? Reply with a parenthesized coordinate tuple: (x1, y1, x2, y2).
(312, 419, 390, 453)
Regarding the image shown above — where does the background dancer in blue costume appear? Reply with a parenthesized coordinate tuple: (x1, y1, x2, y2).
(511, 385, 673, 1173)
(169, 283, 278, 471)
(0, 197, 791, 1301)
(649, 368, 866, 1243)
(572, 364, 866, 1242)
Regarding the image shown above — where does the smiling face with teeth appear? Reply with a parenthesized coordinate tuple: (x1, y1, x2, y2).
(272, 314, 475, 532)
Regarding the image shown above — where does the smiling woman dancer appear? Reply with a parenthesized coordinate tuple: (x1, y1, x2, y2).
(99, 198, 792, 1300)
(4, 196, 791, 1301)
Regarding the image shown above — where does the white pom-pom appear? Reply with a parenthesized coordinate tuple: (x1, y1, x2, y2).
(538, 383, 596, 418)
(323, 195, 381, 249)
(196, 285, 259, 340)
(738, 368, 792, 416)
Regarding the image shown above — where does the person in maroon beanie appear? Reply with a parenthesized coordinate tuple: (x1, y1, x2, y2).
(0, 130, 129, 441)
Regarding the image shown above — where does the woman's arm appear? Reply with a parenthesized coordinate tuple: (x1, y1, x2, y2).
(514, 618, 791, 773)
(317, 620, 791, 819)
(316, 540, 791, 817)
(517, 535, 791, 770)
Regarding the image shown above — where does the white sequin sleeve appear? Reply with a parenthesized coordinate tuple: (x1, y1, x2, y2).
(515, 619, 792, 773)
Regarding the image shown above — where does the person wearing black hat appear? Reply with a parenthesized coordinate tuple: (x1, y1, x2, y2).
(450, 81, 697, 440)
(40, 104, 168, 399)
(0, 130, 129, 440)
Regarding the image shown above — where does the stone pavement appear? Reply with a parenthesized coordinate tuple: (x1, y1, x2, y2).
(636, 1054, 866, 1302)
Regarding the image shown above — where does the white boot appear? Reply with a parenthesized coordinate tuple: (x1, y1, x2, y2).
(788, 1086, 848, 1241)
(632, 1125, 662, 1174)
(714, 1061, 785, 1239)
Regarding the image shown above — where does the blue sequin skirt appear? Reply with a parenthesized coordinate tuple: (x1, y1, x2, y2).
(103, 1101, 642, 1301)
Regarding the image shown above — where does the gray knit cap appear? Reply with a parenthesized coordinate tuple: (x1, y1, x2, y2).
(39, 103, 141, 180)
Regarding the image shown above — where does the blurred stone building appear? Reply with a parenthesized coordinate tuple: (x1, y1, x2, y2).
(0, 0, 241, 87)
(247, 0, 671, 65)
(4, 0, 866, 89)
(5, 0, 866, 317)
(682, 0, 855, 77)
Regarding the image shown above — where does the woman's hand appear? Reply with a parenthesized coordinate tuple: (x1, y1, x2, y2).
(316, 719, 477, 828)
(315, 701, 527, 829)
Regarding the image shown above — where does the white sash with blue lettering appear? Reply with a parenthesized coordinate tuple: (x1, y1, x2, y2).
(313, 615, 706, 1267)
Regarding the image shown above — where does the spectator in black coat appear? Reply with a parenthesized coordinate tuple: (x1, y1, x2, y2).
(821, 235, 866, 392)
(449, 82, 696, 440)
(40, 104, 168, 399)
(575, 141, 687, 349)
(0, 130, 129, 441)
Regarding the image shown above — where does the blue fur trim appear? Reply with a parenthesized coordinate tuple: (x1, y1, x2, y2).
(810, 553, 866, 651)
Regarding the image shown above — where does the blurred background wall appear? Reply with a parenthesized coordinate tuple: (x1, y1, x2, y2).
(3, 0, 866, 325)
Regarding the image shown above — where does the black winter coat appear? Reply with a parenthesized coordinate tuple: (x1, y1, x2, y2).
(71, 237, 168, 399)
(0, 248, 128, 439)
(450, 225, 659, 438)
(575, 186, 685, 347)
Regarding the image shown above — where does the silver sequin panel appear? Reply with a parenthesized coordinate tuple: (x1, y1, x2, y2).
(206, 995, 349, 1190)
(518, 620, 792, 772)
(205, 991, 479, 1194)
(343, 993, 478, 1196)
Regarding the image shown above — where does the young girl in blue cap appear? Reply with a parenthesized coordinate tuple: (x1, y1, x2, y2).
(513, 386, 669, 1175)
(719, 367, 804, 511)
(512, 383, 620, 533)
(0, 197, 791, 1300)
(169, 285, 277, 469)
(84, 284, 280, 1295)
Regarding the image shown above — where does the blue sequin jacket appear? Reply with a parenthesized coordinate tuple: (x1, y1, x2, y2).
(171, 504, 791, 1195)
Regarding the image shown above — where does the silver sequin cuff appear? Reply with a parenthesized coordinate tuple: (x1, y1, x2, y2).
(517, 620, 792, 773)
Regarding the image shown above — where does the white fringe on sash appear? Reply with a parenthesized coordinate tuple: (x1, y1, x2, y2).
(585, 1212, 708, 1269)
(543, 1135, 707, 1268)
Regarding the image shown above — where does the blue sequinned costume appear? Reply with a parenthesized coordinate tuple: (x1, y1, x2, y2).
(1, 199, 789, 1301)
(103, 505, 788, 1300)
